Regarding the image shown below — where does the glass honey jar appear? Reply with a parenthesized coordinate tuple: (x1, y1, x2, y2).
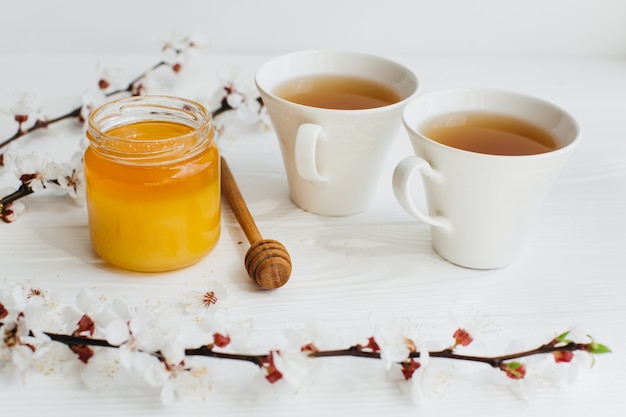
(84, 95, 220, 272)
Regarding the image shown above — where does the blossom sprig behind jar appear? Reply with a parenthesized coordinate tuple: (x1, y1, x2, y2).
(84, 96, 220, 272)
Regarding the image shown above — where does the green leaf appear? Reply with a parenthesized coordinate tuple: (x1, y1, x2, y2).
(588, 343, 611, 354)
(555, 331, 571, 343)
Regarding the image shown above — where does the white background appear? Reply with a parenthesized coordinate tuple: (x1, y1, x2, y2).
(1, 0, 625, 57)
(1, 2, 625, 416)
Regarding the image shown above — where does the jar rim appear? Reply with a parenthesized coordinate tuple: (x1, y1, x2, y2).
(87, 95, 213, 165)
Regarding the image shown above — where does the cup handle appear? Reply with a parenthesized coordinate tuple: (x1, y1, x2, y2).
(295, 123, 328, 183)
(392, 156, 452, 233)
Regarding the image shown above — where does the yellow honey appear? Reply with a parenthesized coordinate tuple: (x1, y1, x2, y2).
(84, 96, 220, 272)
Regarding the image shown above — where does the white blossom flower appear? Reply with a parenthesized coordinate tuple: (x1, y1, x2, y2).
(367, 314, 458, 405)
(446, 308, 499, 352)
(0, 142, 20, 171)
(13, 152, 63, 193)
(151, 356, 213, 405)
(481, 339, 536, 402)
(371, 314, 423, 370)
(102, 299, 210, 399)
(245, 349, 306, 400)
(122, 312, 209, 404)
(78, 347, 127, 389)
(0, 319, 44, 374)
(160, 32, 209, 69)
(94, 63, 127, 94)
(268, 348, 309, 388)
(394, 340, 430, 403)
(60, 288, 117, 337)
(284, 320, 345, 353)
(548, 325, 595, 382)
(104, 306, 157, 372)
(182, 280, 229, 322)
(7, 93, 46, 132)
(54, 152, 85, 203)
(279, 321, 348, 388)
(106, 303, 213, 405)
(0, 281, 62, 333)
(196, 313, 258, 354)
(8, 93, 35, 118)
(249, 321, 346, 398)
(0, 282, 62, 375)
(210, 67, 268, 135)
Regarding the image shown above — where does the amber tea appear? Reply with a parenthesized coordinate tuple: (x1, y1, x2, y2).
(421, 112, 560, 156)
(275, 74, 401, 110)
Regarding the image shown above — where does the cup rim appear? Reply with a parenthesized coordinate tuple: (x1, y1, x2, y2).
(401, 88, 581, 159)
(255, 49, 419, 114)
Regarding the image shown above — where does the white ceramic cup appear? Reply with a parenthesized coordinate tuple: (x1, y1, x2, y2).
(255, 50, 419, 216)
(393, 89, 580, 269)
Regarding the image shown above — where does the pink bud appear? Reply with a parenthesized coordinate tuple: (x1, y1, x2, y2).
(400, 358, 421, 380)
(70, 344, 94, 364)
(2, 206, 17, 223)
(263, 351, 283, 383)
(213, 332, 231, 348)
(76, 314, 95, 336)
(553, 350, 574, 363)
(300, 343, 319, 353)
(453, 328, 473, 347)
(365, 337, 381, 352)
(0, 302, 8, 319)
(98, 79, 110, 90)
(500, 361, 526, 379)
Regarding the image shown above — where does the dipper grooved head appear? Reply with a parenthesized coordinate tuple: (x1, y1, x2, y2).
(244, 239, 292, 289)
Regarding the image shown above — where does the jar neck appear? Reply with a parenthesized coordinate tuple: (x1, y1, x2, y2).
(87, 95, 214, 166)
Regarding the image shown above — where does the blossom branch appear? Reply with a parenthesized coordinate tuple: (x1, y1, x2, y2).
(41, 330, 268, 366)
(0, 107, 82, 151)
(0, 283, 612, 403)
(0, 57, 177, 222)
(103, 60, 171, 98)
(0, 61, 174, 153)
(307, 340, 604, 369)
(31, 327, 609, 375)
(212, 93, 263, 118)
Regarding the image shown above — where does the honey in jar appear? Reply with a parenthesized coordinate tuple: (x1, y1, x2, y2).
(84, 96, 220, 272)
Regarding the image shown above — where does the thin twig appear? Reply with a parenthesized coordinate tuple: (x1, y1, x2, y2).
(40, 330, 592, 371)
(0, 183, 34, 207)
(0, 107, 81, 151)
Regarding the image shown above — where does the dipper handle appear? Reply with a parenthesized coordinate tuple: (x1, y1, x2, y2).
(220, 157, 292, 289)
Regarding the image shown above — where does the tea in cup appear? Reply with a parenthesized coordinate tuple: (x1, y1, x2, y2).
(255, 50, 419, 216)
(393, 88, 580, 269)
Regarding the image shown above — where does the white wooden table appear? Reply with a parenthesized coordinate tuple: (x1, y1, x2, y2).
(1, 52, 625, 416)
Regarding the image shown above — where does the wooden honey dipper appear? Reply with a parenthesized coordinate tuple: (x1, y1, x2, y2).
(220, 157, 292, 289)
